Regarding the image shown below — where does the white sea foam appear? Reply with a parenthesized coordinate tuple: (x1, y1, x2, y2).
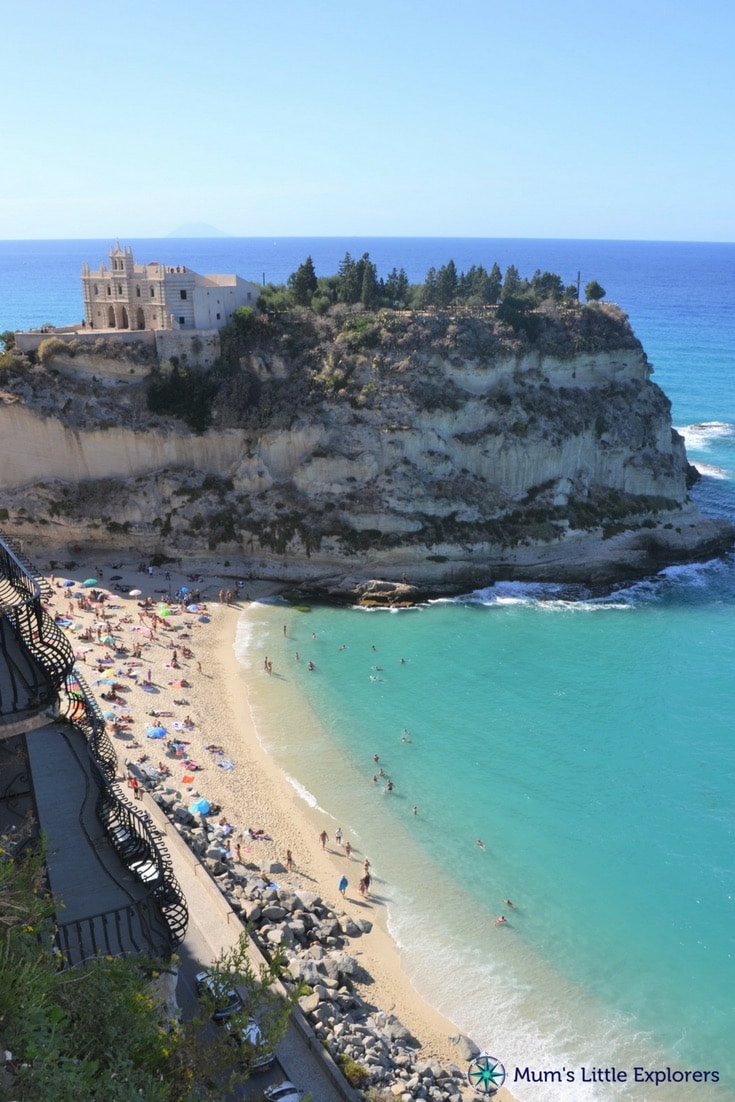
(466, 581, 572, 605)
(657, 558, 725, 585)
(676, 421, 735, 449)
(693, 461, 730, 479)
(282, 770, 326, 812)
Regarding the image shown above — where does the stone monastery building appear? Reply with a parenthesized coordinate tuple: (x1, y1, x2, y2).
(82, 244, 261, 332)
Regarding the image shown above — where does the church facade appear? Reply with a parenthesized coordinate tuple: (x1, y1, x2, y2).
(81, 244, 260, 331)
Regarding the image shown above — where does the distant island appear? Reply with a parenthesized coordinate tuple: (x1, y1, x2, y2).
(1, 251, 732, 600)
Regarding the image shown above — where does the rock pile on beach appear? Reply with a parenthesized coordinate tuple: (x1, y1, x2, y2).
(147, 780, 476, 1100)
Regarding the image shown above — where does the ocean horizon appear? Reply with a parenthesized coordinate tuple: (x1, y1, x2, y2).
(3, 237, 735, 1100)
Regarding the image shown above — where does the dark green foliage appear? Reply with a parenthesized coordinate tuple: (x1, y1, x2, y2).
(0, 330, 16, 351)
(585, 280, 606, 302)
(287, 256, 318, 306)
(434, 260, 459, 306)
(147, 365, 218, 433)
(384, 267, 410, 307)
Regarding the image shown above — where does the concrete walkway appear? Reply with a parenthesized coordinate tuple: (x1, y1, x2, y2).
(26, 722, 172, 963)
(143, 794, 355, 1102)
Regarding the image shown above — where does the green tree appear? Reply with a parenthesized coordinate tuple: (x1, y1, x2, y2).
(384, 267, 409, 307)
(501, 264, 523, 299)
(287, 256, 318, 307)
(487, 262, 503, 304)
(0, 330, 16, 351)
(420, 266, 438, 306)
(337, 253, 361, 304)
(530, 270, 564, 303)
(435, 260, 459, 306)
(585, 279, 606, 302)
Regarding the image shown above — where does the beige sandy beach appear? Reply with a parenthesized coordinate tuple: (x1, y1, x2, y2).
(44, 551, 516, 1100)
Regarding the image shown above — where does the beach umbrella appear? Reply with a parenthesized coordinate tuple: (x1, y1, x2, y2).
(62, 580, 75, 587)
(147, 725, 167, 739)
(180, 585, 190, 593)
(109, 574, 122, 580)
(102, 709, 117, 720)
(158, 607, 172, 617)
(83, 578, 98, 587)
(129, 589, 142, 597)
(189, 797, 210, 815)
(186, 604, 199, 612)
(198, 615, 210, 623)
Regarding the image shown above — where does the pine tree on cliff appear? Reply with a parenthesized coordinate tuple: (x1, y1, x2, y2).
(288, 256, 318, 307)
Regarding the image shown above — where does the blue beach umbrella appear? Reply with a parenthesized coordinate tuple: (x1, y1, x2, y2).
(180, 585, 190, 593)
(147, 725, 167, 739)
(189, 797, 210, 815)
(62, 580, 75, 587)
(102, 709, 117, 720)
(198, 615, 210, 623)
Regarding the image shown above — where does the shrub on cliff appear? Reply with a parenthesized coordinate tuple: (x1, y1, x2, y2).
(147, 363, 218, 433)
(37, 336, 73, 364)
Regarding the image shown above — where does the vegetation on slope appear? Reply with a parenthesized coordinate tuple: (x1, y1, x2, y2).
(0, 842, 297, 1101)
(142, 255, 632, 433)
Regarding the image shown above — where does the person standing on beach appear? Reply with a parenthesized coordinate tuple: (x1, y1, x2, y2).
(344, 840, 352, 858)
(335, 826, 343, 846)
(286, 848, 294, 870)
(319, 829, 328, 850)
(338, 874, 348, 898)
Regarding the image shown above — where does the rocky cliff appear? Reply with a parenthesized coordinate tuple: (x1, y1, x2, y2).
(1, 303, 732, 596)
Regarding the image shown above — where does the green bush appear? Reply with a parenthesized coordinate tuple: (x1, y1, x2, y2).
(37, 337, 73, 364)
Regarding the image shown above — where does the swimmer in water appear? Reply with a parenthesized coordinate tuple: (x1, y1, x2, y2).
(503, 899, 515, 908)
(495, 915, 507, 925)
(476, 839, 486, 850)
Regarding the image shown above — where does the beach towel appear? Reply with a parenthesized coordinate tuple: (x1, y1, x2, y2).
(217, 760, 235, 770)
(182, 774, 195, 784)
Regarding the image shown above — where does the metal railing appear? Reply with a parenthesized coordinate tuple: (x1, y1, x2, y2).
(63, 670, 189, 951)
(0, 535, 188, 958)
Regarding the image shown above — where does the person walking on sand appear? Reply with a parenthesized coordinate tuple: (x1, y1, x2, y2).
(286, 848, 295, 871)
(335, 826, 343, 846)
(339, 874, 348, 898)
(319, 829, 328, 850)
(344, 840, 352, 858)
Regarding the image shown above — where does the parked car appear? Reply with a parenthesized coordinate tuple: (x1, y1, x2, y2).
(223, 1015, 276, 1073)
(194, 969, 243, 1020)
(263, 1081, 303, 1102)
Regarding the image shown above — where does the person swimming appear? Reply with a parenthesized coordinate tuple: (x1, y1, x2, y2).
(476, 839, 486, 850)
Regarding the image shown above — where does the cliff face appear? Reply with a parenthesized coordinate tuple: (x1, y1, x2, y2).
(1, 304, 732, 594)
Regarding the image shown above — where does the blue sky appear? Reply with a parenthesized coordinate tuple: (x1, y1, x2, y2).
(2, 0, 733, 240)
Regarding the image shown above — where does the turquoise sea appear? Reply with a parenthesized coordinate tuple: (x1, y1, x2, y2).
(2, 238, 734, 1101)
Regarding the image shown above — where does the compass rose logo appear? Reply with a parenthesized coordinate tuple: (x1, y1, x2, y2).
(467, 1052, 507, 1096)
